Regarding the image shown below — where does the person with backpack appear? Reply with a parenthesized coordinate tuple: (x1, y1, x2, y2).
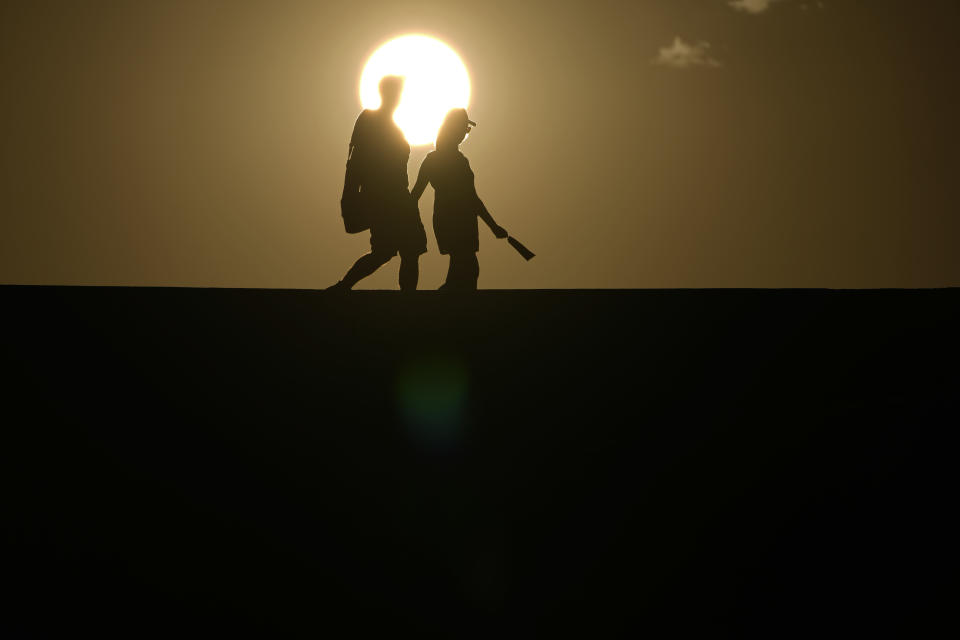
(328, 76, 427, 291)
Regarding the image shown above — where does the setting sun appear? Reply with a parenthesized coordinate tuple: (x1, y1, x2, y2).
(359, 35, 471, 146)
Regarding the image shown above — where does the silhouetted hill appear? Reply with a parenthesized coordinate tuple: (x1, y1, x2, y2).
(3, 287, 957, 637)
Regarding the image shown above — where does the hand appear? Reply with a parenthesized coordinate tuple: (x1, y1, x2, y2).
(492, 225, 508, 239)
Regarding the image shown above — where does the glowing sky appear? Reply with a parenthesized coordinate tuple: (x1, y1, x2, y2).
(0, 0, 957, 289)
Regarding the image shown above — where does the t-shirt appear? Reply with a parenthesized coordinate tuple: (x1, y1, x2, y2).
(420, 149, 480, 215)
(349, 109, 410, 193)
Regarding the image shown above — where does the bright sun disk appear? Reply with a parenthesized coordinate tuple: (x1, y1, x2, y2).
(360, 35, 471, 146)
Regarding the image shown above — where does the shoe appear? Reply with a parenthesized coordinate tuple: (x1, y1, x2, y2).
(326, 281, 351, 292)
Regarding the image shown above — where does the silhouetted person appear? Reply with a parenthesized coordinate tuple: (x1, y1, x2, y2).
(411, 109, 507, 290)
(329, 76, 427, 291)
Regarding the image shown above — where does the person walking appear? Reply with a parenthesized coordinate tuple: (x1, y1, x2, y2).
(410, 108, 507, 290)
(329, 76, 427, 291)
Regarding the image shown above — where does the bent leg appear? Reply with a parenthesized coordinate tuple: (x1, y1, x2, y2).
(338, 251, 394, 289)
(398, 252, 420, 291)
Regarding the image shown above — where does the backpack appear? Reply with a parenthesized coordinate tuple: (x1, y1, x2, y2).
(340, 111, 372, 234)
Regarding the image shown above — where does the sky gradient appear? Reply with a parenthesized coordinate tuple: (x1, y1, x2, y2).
(1, 0, 958, 288)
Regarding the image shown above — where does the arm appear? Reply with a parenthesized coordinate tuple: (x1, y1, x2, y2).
(471, 177, 508, 239)
(477, 199, 506, 237)
(410, 156, 430, 201)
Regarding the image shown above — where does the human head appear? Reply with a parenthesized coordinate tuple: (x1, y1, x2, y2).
(378, 75, 404, 114)
(435, 108, 476, 150)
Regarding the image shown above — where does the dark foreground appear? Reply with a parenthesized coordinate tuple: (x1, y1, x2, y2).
(3, 286, 957, 637)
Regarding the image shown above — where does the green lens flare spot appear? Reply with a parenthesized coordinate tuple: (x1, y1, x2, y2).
(396, 355, 469, 449)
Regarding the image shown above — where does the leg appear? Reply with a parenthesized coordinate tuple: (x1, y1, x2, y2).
(398, 252, 420, 292)
(332, 251, 393, 289)
(440, 254, 458, 290)
(465, 253, 479, 290)
(443, 253, 479, 291)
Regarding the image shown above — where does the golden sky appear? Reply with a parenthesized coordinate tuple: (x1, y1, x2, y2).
(1, 0, 957, 288)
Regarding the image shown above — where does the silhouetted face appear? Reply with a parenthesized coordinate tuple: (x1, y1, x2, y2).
(378, 76, 404, 115)
(436, 109, 472, 149)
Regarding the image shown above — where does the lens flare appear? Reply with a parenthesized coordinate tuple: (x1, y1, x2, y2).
(360, 35, 471, 146)
(396, 354, 469, 451)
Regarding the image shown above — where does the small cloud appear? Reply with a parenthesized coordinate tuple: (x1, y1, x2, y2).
(654, 37, 721, 69)
(728, 0, 781, 14)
